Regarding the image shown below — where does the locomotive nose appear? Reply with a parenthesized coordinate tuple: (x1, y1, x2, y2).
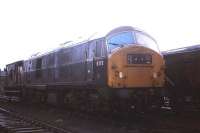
(107, 45, 165, 88)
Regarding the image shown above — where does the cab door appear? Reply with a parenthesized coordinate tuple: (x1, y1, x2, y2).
(93, 39, 107, 86)
(85, 41, 96, 82)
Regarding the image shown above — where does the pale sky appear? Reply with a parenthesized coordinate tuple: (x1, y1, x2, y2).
(0, 0, 200, 69)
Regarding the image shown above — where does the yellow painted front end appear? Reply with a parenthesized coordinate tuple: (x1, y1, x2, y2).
(107, 45, 165, 89)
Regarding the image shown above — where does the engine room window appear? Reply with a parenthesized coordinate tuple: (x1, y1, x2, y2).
(88, 41, 96, 59)
(96, 40, 102, 57)
(58, 49, 72, 65)
(36, 58, 42, 69)
(107, 32, 136, 51)
(36, 58, 42, 78)
(72, 46, 83, 62)
(47, 54, 55, 67)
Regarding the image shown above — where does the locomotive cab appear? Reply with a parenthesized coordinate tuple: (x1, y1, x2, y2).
(105, 26, 165, 101)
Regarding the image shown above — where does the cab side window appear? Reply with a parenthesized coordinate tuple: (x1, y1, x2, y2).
(88, 39, 107, 58)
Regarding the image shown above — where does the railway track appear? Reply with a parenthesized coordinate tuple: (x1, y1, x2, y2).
(0, 94, 200, 133)
(0, 107, 72, 133)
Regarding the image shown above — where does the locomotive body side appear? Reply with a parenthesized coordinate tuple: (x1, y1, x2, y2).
(22, 38, 107, 90)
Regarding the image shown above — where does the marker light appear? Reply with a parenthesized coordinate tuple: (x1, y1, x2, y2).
(119, 72, 123, 78)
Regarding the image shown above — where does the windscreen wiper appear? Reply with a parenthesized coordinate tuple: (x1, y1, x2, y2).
(108, 42, 124, 47)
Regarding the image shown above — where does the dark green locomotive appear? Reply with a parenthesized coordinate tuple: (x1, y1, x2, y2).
(4, 26, 165, 110)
